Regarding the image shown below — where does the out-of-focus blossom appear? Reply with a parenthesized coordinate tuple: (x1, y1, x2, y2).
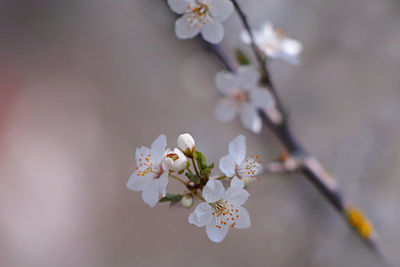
(188, 177, 250, 243)
(241, 22, 303, 65)
(219, 135, 262, 182)
(127, 135, 169, 207)
(167, 0, 233, 44)
(214, 66, 275, 133)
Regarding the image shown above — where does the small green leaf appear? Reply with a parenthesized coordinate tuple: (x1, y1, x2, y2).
(235, 49, 251, 65)
(194, 151, 207, 171)
(159, 193, 183, 206)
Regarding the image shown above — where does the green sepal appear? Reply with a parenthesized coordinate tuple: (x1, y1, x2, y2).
(185, 172, 200, 184)
(200, 163, 214, 178)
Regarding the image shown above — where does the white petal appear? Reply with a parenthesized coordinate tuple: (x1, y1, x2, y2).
(206, 217, 229, 243)
(228, 135, 246, 165)
(225, 186, 249, 206)
(240, 29, 251, 44)
(202, 179, 225, 203)
(233, 207, 251, 229)
(281, 38, 303, 57)
(201, 19, 224, 44)
(219, 154, 236, 177)
(259, 22, 275, 39)
(141, 180, 160, 207)
(188, 202, 213, 227)
(167, 0, 195, 14)
(209, 0, 233, 21)
(239, 103, 262, 134)
(175, 14, 201, 40)
(230, 176, 244, 189)
(126, 171, 152, 191)
(250, 88, 275, 109)
(135, 146, 151, 166)
(215, 71, 235, 95)
(151, 134, 167, 163)
(236, 66, 260, 89)
(215, 98, 238, 122)
(157, 171, 169, 197)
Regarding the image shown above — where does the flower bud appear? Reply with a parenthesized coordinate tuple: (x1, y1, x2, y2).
(163, 148, 187, 172)
(177, 133, 195, 157)
(180, 195, 194, 208)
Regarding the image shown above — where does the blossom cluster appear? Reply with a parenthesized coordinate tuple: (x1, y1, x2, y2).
(127, 133, 262, 242)
(127, 0, 306, 244)
(167, 0, 303, 133)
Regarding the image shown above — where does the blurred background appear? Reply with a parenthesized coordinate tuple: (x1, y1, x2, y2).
(1, 0, 400, 266)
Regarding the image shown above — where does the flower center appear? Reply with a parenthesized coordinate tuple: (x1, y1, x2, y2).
(136, 153, 163, 178)
(237, 156, 262, 180)
(185, 3, 210, 28)
(231, 89, 249, 104)
(210, 200, 240, 228)
(166, 153, 179, 162)
(192, 3, 209, 16)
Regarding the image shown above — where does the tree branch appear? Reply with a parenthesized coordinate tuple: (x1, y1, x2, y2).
(204, 17, 384, 257)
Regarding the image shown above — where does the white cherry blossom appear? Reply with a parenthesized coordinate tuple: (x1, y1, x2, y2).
(167, 0, 234, 44)
(163, 148, 188, 172)
(214, 66, 275, 133)
(219, 135, 262, 182)
(188, 177, 251, 243)
(127, 135, 169, 207)
(241, 22, 303, 65)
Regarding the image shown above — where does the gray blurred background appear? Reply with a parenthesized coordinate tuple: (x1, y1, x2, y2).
(0, 0, 399, 266)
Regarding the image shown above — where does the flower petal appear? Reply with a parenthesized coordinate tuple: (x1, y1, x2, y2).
(209, 0, 233, 21)
(281, 38, 303, 57)
(215, 71, 235, 95)
(228, 135, 246, 165)
(141, 180, 160, 207)
(201, 19, 224, 44)
(239, 103, 262, 134)
(206, 217, 230, 243)
(135, 146, 151, 166)
(225, 186, 249, 206)
(151, 134, 167, 163)
(202, 179, 225, 203)
(188, 202, 213, 227)
(219, 154, 236, 177)
(126, 171, 152, 191)
(215, 98, 238, 122)
(250, 88, 275, 110)
(175, 14, 201, 40)
(236, 66, 260, 89)
(167, 0, 195, 14)
(233, 207, 251, 229)
(157, 171, 169, 197)
(240, 29, 251, 44)
(230, 176, 244, 189)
